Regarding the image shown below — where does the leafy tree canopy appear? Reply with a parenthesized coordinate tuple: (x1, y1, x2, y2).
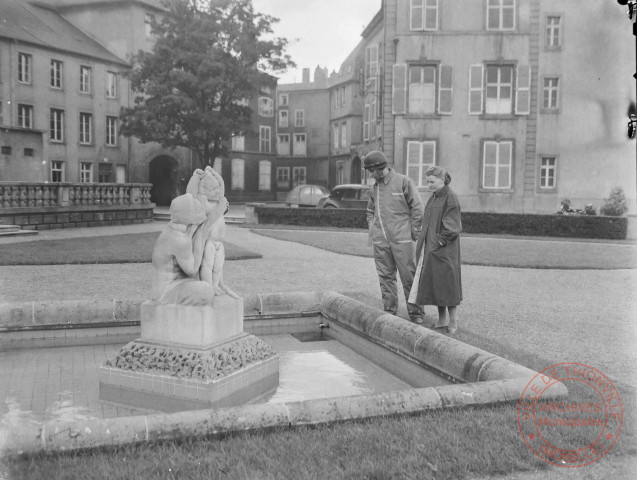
(120, 0, 294, 166)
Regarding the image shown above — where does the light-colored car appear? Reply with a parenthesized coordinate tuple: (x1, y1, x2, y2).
(284, 184, 330, 207)
(317, 184, 372, 209)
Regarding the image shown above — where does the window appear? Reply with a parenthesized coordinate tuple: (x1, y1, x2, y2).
(145, 13, 155, 38)
(365, 44, 378, 80)
(259, 126, 271, 153)
(340, 123, 347, 149)
(292, 166, 306, 187)
(539, 157, 556, 189)
(80, 163, 93, 183)
(106, 116, 118, 146)
(293, 133, 306, 156)
(1, 146, 11, 155)
(410, 0, 439, 31)
(79, 113, 92, 144)
(468, 64, 530, 115)
(277, 134, 290, 156)
(487, 0, 515, 31)
(406, 141, 436, 186)
(482, 140, 513, 189)
(235, 97, 250, 106)
(116, 165, 126, 183)
(363, 99, 377, 141)
(18, 104, 33, 129)
(278, 93, 288, 107)
(231, 134, 245, 151)
(258, 160, 271, 191)
(279, 110, 288, 128)
(336, 161, 345, 185)
(98, 163, 112, 183)
(333, 123, 340, 150)
(409, 66, 436, 114)
(542, 77, 559, 110)
(51, 161, 65, 182)
(24, 148, 34, 156)
(231, 158, 245, 190)
(545, 15, 562, 49)
(50, 60, 63, 89)
(393, 64, 452, 115)
(276, 167, 290, 189)
(80, 66, 92, 94)
(294, 110, 305, 127)
(258, 97, 273, 117)
(335, 87, 345, 108)
(18, 53, 32, 84)
(106, 72, 117, 98)
(50, 109, 64, 142)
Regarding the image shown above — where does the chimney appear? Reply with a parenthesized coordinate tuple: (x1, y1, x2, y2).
(302, 68, 310, 84)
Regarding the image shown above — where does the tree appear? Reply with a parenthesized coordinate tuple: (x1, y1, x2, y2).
(120, 0, 294, 167)
(599, 186, 629, 216)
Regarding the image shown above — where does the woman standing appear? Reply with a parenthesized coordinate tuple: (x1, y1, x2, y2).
(408, 167, 462, 334)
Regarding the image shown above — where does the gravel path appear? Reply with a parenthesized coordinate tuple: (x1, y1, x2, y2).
(1, 225, 635, 387)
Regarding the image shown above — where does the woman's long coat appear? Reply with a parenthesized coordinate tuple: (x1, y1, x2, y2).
(411, 185, 462, 306)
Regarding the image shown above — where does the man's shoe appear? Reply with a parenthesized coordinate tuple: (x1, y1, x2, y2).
(446, 326, 458, 335)
(410, 315, 425, 325)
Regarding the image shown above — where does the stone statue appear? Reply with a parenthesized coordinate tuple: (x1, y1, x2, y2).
(151, 167, 238, 305)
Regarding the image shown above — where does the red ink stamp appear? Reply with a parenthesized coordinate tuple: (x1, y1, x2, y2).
(517, 362, 622, 467)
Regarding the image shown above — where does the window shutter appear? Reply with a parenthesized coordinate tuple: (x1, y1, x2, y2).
(392, 64, 407, 115)
(438, 65, 453, 115)
(468, 64, 484, 114)
(515, 65, 531, 115)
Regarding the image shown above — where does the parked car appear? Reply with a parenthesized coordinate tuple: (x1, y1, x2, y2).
(317, 184, 372, 209)
(284, 184, 330, 207)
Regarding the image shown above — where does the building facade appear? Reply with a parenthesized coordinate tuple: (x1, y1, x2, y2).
(0, 0, 132, 186)
(1, 0, 280, 205)
(377, 0, 636, 213)
(284, 0, 635, 214)
(275, 67, 331, 199)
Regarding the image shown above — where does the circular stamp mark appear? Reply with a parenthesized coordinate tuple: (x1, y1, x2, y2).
(517, 362, 622, 468)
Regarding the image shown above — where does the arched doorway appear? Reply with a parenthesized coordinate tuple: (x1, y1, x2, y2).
(149, 155, 178, 206)
(350, 156, 361, 184)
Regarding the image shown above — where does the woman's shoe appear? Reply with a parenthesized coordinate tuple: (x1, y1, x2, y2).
(432, 324, 447, 331)
(446, 326, 458, 335)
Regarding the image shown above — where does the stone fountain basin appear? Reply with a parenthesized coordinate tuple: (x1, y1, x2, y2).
(0, 291, 567, 456)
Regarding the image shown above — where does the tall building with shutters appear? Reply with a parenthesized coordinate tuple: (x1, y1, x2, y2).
(355, 0, 635, 213)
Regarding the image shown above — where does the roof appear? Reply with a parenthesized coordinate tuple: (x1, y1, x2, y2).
(0, 0, 129, 66)
(31, 0, 165, 11)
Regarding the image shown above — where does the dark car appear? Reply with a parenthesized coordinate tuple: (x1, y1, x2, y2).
(284, 184, 330, 207)
(317, 184, 372, 209)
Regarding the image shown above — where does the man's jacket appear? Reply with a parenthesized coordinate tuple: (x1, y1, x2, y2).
(366, 169, 424, 246)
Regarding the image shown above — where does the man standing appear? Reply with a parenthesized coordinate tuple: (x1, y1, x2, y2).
(365, 150, 425, 324)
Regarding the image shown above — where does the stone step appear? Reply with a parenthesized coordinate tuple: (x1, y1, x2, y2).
(0, 225, 38, 237)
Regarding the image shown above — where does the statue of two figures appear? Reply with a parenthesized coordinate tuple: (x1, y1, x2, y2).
(152, 166, 239, 306)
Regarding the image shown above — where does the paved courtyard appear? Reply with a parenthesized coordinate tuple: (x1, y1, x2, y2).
(1, 216, 636, 433)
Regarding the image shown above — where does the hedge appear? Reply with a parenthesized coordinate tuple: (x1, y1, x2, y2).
(253, 207, 628, 240)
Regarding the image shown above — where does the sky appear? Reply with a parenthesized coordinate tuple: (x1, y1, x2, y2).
(252, 0, 382, 84)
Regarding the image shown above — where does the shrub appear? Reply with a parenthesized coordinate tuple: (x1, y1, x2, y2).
(600, 186, 629, 216)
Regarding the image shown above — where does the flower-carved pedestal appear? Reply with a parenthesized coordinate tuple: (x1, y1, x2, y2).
(99, 299, 279, 413)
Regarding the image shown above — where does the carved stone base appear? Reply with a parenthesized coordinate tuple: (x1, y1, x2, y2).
(99, 297, 279, 412)
(99, 334, 279, 412)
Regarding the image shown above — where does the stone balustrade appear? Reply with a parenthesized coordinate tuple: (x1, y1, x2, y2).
(0, 182, 155, 230)
(0, 182, 152, 209)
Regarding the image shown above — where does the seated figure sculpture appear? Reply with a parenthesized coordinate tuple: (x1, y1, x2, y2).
(151, 192, 212, 305)
(186, 166, 239, 299)
(152, 167, 238, 305)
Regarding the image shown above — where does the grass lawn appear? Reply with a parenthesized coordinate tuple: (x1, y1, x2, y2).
(250, 227, 636, 269)
(6, 378, 635, 480)
(0, 232, 261, 265)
